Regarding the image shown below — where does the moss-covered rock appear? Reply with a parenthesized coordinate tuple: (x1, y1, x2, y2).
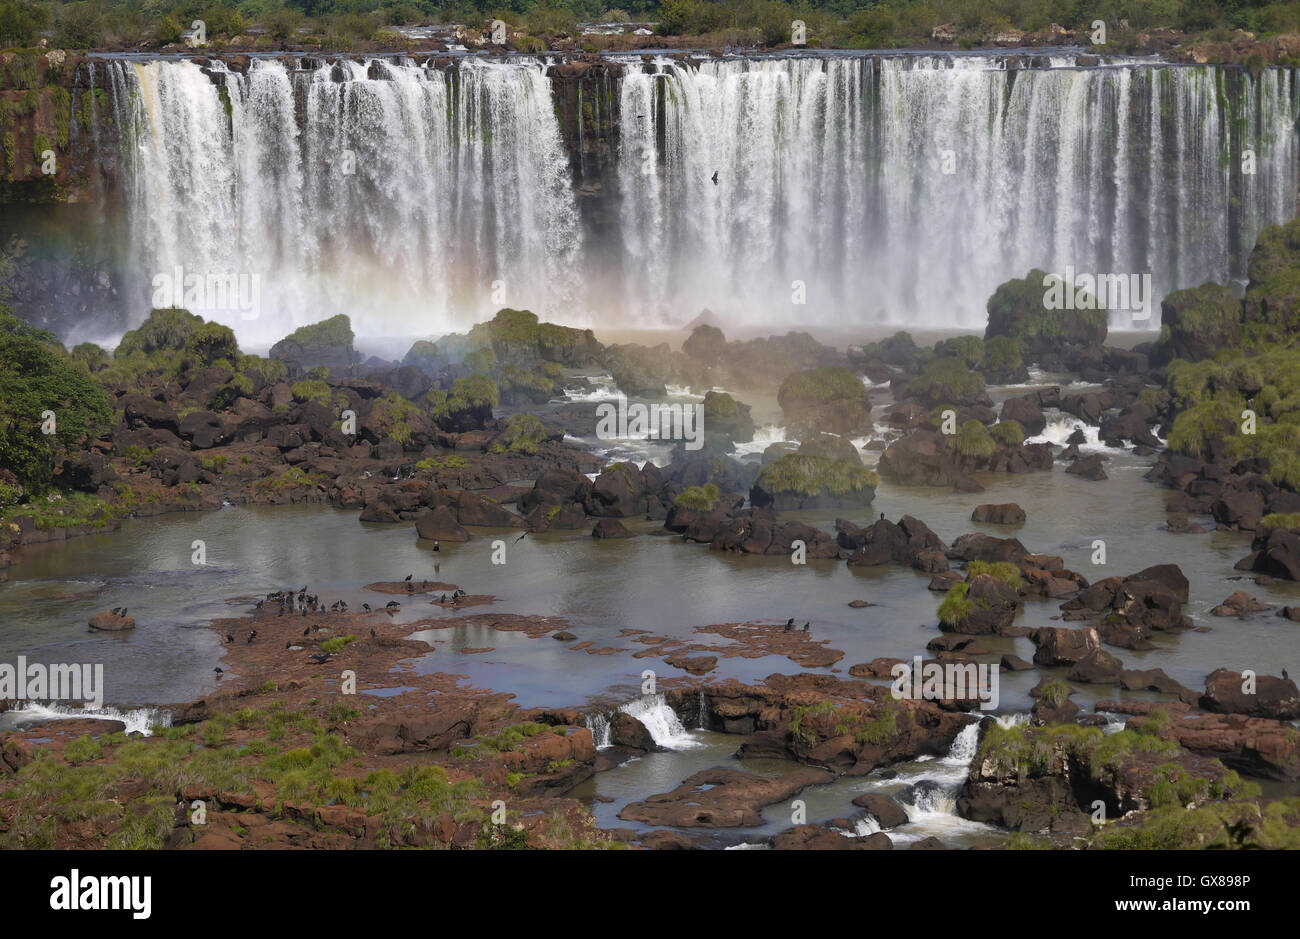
(115, 308, 204, 358)
(777, 366, 872, 437)
(1155, 282, 1242, 363)
(1244, 217, 1300, 329)
(427, 375, 498, 433)
(904, 357, 989, 408)
(985, 269, 1108, 357)
(269, 315, 359, 371)
(489, 413, 550, 454)
(702, 390, 754, 443)
(750, 452, 878, 511)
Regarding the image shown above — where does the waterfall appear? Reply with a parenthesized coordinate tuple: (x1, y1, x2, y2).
(615, 55, 1299, 330)
(584, 712, 611, 749)
(620, 692, 701, 749)
(7, 702, 171, 737)
(97, 53, 1300, 342)
(106, 56, 581, 344)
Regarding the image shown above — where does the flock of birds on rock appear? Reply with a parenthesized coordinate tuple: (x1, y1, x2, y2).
(783, 617, 811, 633)
(213, 574, 467, 679)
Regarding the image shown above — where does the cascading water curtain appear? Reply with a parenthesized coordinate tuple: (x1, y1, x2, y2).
(614, 55, 1300, 331)
(108, 56, 581, 344)
(106, 54, 1299, 339)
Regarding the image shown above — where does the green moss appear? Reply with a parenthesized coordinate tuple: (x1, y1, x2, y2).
(967, 560, 1023, 590)
(290, 379, 332, 406)
(753, 453, 879, 499)
(278, 314, 354, 349)
(489, 413, 547, 454)
(985, 269, 1108, 350)
(907, 357, 986, 405)
(952, 419, 996, 458)
(937, 581, 973, 626)
(1037, 679, 1072, 708)
(673, 482, 720, 511)
(778, 366, 870, 408)
(989, 419, 1025, 446)
(115, 308, 204, 358)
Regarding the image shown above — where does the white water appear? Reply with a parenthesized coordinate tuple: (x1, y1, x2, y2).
(6, 702, 171, 737)
(620, 692, 703, 750)
(100, 54, 1299, 341)
(585, 712, 612, 749)
(846, 719, 1000, 844)
(107, 56, 581, 344)
(615, 55, 1296, 330)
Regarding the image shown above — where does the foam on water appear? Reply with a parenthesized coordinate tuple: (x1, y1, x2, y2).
(8, 702, 171, 737)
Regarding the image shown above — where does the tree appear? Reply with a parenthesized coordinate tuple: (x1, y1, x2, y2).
(0, 313, 113, 497)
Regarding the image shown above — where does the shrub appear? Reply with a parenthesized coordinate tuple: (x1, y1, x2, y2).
(0, 314, 113, 494)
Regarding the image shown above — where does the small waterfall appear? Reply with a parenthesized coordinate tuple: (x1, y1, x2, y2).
(852, 815, 883, 837)
(995, 712, 1031, 729)
(696, 688, 707, 730)
(585, 713, 612, 750)
(620, 692, 702, 750)
(8, 702, 171, 737)
(942, 721, 981, 765)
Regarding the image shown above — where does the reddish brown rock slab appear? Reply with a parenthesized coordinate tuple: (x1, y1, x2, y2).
(664, 653, 718, 675)
(618, 766, 835, 828)
(1130, 711, 1300, 781)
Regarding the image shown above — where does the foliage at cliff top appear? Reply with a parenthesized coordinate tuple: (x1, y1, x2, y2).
(984, 269, 1107, 351)
(0, 312, 112, 496)
(753, 452, 878, 499)
(6, 0, 1300, 58)
(777, 365, 869, 408)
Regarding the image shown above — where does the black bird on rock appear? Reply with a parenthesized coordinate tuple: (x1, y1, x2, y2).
(362, 603, 371, 612)
(801, 622, 810, 632)
(785, 618, 794, 628)
(309, 653, 330, 664)
(370, 628, 377, 638)
(404, 574, 413, 582)
(214, 667, 223, 675)
(784, 621, 792, 632)
(225, 633, 235, 644)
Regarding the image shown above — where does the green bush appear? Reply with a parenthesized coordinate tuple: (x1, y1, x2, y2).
(0, 314, 113, 495)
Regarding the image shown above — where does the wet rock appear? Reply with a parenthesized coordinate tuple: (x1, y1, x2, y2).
(88, 611, 136, 631)
(609, 712, 655, 751)
(772, 825, 891, 850)
(1030, 626, 1100, 666)
(1210, 591, 1274, 616)
(1118, 668, 1200, 705)
(414, 506, 469, 542)
(971, 503, 1026, 526)
(999, 654, 1034, 671)
(1065, 453, 1107, 481)
(850, 792, 909, 829)
(1200, 668, 1300, 720)
(1066, 648, 1125, 685)
(619, 767, 835, 828)
(591, 518, 633, 539)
